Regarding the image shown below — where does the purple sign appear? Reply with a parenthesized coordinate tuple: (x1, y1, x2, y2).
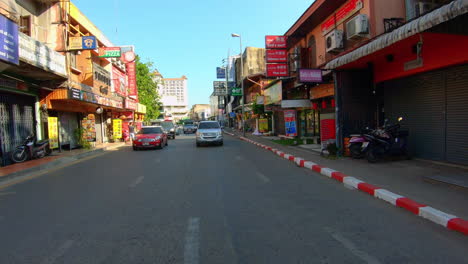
(299, 69, 323, 83)
(0, 15, 19, 65)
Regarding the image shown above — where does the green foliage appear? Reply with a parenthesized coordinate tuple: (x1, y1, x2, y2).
(136, 56, 162, 121)
(74, 128, 92, 149)
(251, 93, 264, 115)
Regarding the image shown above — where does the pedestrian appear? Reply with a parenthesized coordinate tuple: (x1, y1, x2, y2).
(128, 122, 135, 142)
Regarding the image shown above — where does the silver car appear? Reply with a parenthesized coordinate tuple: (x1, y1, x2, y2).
(196, 121, 223, 147)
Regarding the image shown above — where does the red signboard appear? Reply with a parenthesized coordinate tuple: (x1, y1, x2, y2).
(112, 66, 127, 96)
(265, 35, 287, 49)
(126, 61, 138, 99)
(267, 64, 288, 77)
(125, 98, 138, 110)
(266, 49, 288, 63)
(321, 0, 363, 34)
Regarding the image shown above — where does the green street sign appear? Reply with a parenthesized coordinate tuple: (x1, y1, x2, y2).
(231, 87, 242, 96)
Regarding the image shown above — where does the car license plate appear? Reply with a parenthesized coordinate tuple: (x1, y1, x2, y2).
(143, 143, 149, 146)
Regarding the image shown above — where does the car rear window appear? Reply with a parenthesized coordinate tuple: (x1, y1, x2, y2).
(161, 122, 174, 129)
(139, 127, 163, 134)
(198, 122, 220, 129)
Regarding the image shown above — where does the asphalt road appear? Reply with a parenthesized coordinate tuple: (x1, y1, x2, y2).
(0, 134, 467, 264)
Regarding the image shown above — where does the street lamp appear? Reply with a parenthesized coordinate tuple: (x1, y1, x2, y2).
(231, 33, 245, 137)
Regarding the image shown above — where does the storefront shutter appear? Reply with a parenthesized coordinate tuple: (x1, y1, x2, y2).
(445, 64, 468, 165)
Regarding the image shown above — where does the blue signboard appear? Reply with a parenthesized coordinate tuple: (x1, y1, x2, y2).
(229, 112, 236, 118)
(0, 15, 19, 65)
(82, 36, 97, 50)
(216, 67, 226, 79)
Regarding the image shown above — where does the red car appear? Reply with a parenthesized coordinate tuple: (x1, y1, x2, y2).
(133, 126, 168, 150)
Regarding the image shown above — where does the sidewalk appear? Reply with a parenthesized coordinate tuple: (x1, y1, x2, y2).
(225, 128, 468, 221)
(0, 142, 127, 186)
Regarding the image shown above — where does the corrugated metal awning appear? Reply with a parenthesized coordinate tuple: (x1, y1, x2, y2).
(325, 0, 468, 70)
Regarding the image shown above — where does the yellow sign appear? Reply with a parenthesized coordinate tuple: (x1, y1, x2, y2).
(48, 117, 59, 149)
(112, 119, 122, 139)
(259, 118, 268, 132)
(68, 37, 83, 50)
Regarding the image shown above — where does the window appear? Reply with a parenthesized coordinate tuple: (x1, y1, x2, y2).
(70, 51, 77, 69)
(198, 122, 220, 129)
(20, 15, 31, 36)
(138, 127, 163, 134)
(307, 36, 317, 68)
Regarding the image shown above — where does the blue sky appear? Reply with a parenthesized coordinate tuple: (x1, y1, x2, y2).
(73, 0, 314, 107)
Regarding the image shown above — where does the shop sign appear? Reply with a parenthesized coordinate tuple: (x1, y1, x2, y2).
(112, 66, 127, 96)
(137, 103, 146, 114)
(298, 69, 323, 83)
(264, 81, 282, 105)
(125, 98, 137, 110)
(98, 47, 121, 58)
(81, 90, 98, 104)
(0, 77, 21, 90)
(120, 46, 136, 63)
(82, 115, 96, 142)
(213, 81, 228, 96)
(265, 35, 287, 49)
(321, 0, 363, 35)
(47, 117, 59, 149)
(0, 15, 19, 65)
(19, 32, 66, 77)
(68, 88, 81, 100)
(126, 61, 138, 99)
(216, 67, 225, 79)
(281, 99, 312, 108)
(93, 62, 111, 92)
(82, 36, 97, 50)
(284, 110, 297, 137)
(112, 119, 122, 139)
(231, 87, 242, 96)
(267, 64, 288, 77)
(259, 118, 268, 133)
(68, 37, 83, 50)
(266, 49, 287, 63)
(310, 83, 334, 99)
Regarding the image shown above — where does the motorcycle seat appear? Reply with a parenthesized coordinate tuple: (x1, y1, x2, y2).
(35, 140, 49, 147)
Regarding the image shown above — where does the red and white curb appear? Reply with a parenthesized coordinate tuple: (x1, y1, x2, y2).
(238, 136, 468, 236)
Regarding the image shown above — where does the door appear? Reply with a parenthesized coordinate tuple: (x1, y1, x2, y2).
(59, 112, 79, 149)
(0, 93, 35, 166)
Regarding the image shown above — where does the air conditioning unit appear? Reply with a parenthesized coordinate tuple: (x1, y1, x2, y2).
(415, 2, 439, 17)
(325, 30, 344, 53)
(346, 14, 369, 39)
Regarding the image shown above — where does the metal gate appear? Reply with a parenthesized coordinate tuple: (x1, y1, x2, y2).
(0, 93, 35, 166)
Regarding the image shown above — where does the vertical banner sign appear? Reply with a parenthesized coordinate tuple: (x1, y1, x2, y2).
(126, 61, 137, 99)
(216, 67, 226, 79)
(284, 110, 297, 137)
(112, 66, 127, 96)
(259, 118, 268, 133)
(0, 15, 19, 65)
(113, 119, 123, 139)
(47, 117, 59, 149)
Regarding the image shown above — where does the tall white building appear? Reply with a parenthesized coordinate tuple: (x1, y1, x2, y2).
(153, 71, 189, 121)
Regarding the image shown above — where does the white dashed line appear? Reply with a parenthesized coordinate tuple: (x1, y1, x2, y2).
(41, 239, 74, 264)
(325, 228, 382, 264)
(256, 172, 271, 183)
(129, 176, 144, 188)
(184, 217, 200, 264)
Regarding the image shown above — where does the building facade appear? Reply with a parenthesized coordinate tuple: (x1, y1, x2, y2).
(158, 75, 188, 121)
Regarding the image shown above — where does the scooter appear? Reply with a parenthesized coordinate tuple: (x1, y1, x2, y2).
(11, 134, 52, 163)
(349, 127, 375, 159)
(365, 117, 409, 163)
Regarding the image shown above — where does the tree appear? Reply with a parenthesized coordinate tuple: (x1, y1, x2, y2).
(136, 56, 162, 121)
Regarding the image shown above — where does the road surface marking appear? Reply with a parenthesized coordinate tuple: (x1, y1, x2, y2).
(256, 172, 270, 183)
(325, 228, 382, 264)
(184, 217, 200, 264)
(129, 176, 144, 188)
(41, 239, 74, 264)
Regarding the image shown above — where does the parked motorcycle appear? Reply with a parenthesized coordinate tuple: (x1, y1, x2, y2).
(365, 117, 410, 163)
(11, 135, 52, 163)
(349, 127, 375, 159)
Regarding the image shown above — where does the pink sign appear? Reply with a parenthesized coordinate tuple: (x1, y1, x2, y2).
(265, 35, 287, 49)
(266, 49, 288, 63)
(267, 64, 288, 77)
(126, 61, 138, 99)
(125, 98, 137, 110)
(112, 66, 127, 96)
(299, 69, 323, 83)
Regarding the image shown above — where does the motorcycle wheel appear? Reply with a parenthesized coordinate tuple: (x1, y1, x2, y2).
(349, 143, 363, 159)
(366, 146, 381, 163)
(11, 148, 29, 163)
(45, 146, 52, 156)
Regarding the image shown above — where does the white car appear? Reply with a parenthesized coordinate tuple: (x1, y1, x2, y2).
(196, 121, 223, 147)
